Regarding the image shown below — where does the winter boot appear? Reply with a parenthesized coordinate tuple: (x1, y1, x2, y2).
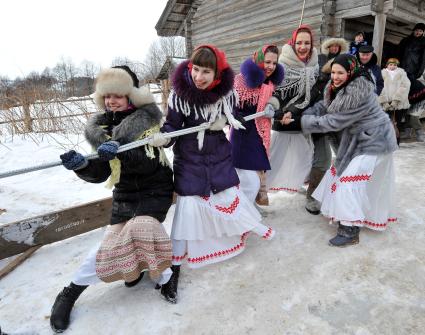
(415, 129, 425, 142)
(160, 265, 180, 304)
(50, 282, 88, 333)
(329, 223, 360, 247)
(124, 272, 144, 288)
(255, 171, 269, 206)
(305, 168, 324, 215)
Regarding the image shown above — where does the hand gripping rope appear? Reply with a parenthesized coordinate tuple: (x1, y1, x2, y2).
(0, 111, 269, 179)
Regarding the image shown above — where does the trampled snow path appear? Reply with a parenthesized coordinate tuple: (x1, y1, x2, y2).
(0, 139, 424, 335)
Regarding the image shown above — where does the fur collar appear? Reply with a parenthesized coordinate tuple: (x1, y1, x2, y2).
(171, 60, 234, 106)
(324, 76, 375, 112)
(240, 58, 284, 88)
(321, 38, 349, 55)
(279, 44, 318, 68)
(84, 104, 162, 148)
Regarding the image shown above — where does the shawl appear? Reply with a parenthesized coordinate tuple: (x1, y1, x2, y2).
(276, 44, 319, 110)
(234, 56, 284, 155)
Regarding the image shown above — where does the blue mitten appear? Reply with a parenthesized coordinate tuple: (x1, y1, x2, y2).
(97, 141, 120, 161)
(60, 150, 88, 170)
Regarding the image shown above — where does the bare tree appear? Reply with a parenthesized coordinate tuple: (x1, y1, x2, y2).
(140, 37, 186, 81)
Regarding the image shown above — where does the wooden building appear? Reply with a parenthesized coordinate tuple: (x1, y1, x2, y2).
(156, 0, 425, 68)
(156, 56, 186, 111)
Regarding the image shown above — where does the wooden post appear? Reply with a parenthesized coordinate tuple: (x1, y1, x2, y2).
(185, 19, 193, 58)
(372, 12, 387, 66)
(22, 102, 33, 133)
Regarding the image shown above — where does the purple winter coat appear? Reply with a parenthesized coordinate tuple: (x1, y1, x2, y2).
(161, 60, 239, 196)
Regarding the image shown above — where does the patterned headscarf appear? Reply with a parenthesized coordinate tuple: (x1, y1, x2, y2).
(329, 54, 371, 100)
(252, 44, 277, 69)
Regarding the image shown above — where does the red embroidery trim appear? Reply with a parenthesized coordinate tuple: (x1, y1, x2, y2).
(329, 217, 397, 228)
(331, 183, 337, 193)
(339, 175, 371, 183)
(200, 196, 210, 201)
(262, 227, 273, 239)
(215, 196, 240, 214)
(269, 187, 298, 193)
(172, 253, 187, 262)
(187, 232, 249, 264)
(330, 166, 337, 176)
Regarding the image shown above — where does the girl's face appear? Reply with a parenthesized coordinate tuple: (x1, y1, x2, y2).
(355, 34, 364, 43)
(104, 94, 129, 112)
(264, 52, 278, 77)
(331, 63, 349, 88)
(191, 64, 216, 90)
(387, 63, 398, 71)
(328, 44, 340, 55)
(295, 32, 312, 61)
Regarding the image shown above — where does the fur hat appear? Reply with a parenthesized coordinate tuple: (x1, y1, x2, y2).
(414, 23, 425, 31)
(321, 37, 349, 55)
(93, 66, 155, 110)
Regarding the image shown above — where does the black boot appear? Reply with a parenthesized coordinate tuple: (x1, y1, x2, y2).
(50, 282, 88, 333)
(160, 265, 180, 304)
(124, 272, 144, 288)
(329, 223, 360, 247)
(305, 168, 324, 215)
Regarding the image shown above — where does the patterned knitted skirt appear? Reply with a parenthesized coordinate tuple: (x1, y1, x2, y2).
(95, 216, 172, 283)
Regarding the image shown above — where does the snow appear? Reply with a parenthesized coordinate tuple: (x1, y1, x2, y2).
(1, 131, 425, 334)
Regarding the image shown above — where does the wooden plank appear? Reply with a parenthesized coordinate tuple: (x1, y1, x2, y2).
(0, 197, 112, 260)
(0, 245, 42, 280)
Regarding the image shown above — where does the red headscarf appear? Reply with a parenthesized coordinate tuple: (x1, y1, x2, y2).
(188, 44, 230, 90)
(287, 25, 314, 62)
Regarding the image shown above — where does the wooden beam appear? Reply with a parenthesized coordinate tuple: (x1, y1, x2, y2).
(0, 198, 112, 260)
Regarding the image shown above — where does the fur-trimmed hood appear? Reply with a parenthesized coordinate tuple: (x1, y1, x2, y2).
(279, 44, 318, 68)
(240, 58, 284, 88)
(84, 103, 162, 148)
(321, 38, 349, 55)
(171, 60, 234, 106)
(92, 67, 155, 110)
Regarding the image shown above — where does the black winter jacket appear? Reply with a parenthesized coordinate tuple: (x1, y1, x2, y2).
(398, 34, 425, 80)
(76, 103, 174, 224)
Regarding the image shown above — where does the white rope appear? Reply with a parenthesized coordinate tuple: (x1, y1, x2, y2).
(299, 0, 307, 27)
(0, 112, 268, 179)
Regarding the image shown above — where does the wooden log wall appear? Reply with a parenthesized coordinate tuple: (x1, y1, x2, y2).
(189, 0, 324, 72)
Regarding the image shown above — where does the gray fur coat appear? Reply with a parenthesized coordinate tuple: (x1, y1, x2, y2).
(301, 76, 398, 175)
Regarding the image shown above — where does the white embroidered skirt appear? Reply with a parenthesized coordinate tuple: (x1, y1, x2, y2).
(171, 185, 275, 268)
(236, 168, 261, 203)
(313, 154, 397, 231)
(267, 131, 314, 193)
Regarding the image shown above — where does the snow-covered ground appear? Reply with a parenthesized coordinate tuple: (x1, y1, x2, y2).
(0, 132, 425, 335)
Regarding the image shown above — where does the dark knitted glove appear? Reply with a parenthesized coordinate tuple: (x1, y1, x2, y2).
(97, 141, 120, 161)
(60, 150, 88, 170)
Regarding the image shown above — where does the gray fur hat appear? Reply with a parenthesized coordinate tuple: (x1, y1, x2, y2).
(93, 66, 155, 110)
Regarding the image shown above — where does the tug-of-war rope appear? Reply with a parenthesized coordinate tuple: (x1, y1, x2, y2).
(0, 110, 269, 179)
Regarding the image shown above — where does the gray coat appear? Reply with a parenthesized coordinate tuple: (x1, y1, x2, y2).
(301, 76, 398, 175)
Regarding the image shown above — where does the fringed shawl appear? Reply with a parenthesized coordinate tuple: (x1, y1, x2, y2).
(276, 44, 319, 110)
(234, 58, 284, 156)
(169, 60, 243, 149)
